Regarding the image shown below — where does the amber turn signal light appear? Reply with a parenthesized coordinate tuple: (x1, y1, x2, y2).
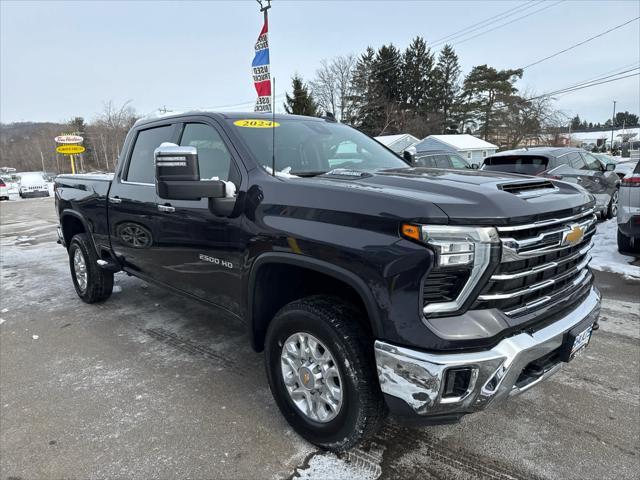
(401, 223, 421, 241)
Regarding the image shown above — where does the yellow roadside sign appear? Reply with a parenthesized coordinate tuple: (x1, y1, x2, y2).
(56, 145, 85, 155)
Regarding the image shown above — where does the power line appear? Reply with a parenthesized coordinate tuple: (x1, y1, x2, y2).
(359, 0, 562, 78)
(521, 17, 640, 69)
(447, 1, 564, 47)
(553, 61, 640, 99)
(490, 67, 640, 114)
(428, 1, 542, 45)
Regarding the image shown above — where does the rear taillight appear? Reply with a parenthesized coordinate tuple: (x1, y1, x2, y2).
(621, 175, 640, 186)
(0, 180, 5, 186)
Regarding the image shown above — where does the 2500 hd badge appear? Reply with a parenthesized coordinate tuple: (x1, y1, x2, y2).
(55, 112, 601, 451)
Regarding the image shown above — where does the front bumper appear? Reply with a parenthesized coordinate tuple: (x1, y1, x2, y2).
(375, 286, 600, 418)
(20, 190, 49, 198)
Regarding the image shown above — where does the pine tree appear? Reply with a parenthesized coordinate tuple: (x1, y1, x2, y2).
(350, 47, 377, 134)
(284, 75, 319, 116)
(432, 44, 461, 133)
(570, 115, 582, 130)
(462, 65, 523, 140)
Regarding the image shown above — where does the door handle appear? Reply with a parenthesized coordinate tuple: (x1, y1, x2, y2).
(157, 204, 175, 213)
(109, 196, 122, 204)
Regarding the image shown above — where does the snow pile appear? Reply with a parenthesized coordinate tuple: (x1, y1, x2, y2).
(294, 452, 380, 480)
(589, 219, 640, 279)
(263, 166, 299, 178)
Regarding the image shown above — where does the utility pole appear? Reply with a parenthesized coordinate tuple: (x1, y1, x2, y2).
(610, 100, 617, 151)
(40, 151, 45, 173)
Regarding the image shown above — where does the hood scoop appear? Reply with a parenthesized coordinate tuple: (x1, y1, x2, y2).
(323, 169, 372, 179)
(498, 179, 558, 198)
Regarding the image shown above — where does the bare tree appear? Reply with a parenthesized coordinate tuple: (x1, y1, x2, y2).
(495, 93, 563, 149)
(309, 55, 356, 122)
(88, 100, 138, 171)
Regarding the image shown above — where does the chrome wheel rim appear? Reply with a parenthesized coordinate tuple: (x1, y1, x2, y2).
(73, 248, 87, 292)
(280, 333, 343, 423)
(611, 190, 618, 217)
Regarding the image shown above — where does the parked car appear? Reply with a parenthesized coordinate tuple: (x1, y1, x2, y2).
(412, 150, 474, 169)
(482, 147, 620, 219)
(0, 177, 9, 200)
(592, 153, 634, 180)
(617, 161, 640, 253)
(55, 112, 600, 451)
(18, 172, 50, 198)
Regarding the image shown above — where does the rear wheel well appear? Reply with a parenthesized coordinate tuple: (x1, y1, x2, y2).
(251, 263, 373, 351)
(61, 215, 86, 248)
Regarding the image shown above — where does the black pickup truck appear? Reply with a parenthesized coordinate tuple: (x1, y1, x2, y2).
(55, 112, 601, 451)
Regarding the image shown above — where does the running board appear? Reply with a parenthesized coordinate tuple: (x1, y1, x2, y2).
(97, 259, 121, 272)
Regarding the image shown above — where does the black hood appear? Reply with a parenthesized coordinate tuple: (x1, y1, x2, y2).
(316, 167, 594, 226)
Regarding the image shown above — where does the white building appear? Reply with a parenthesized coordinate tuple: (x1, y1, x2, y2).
(414, 134, 498, 167)
(374, 134, 420, 155)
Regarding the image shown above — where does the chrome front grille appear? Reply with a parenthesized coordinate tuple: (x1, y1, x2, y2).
(474, 208, 596, 318)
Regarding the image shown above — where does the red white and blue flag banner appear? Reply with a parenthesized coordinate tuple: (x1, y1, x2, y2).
(252, 16, 271, 112)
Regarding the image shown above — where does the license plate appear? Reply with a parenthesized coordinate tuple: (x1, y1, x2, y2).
(559, 320, 594, 362)
(570, 325, 593, 359)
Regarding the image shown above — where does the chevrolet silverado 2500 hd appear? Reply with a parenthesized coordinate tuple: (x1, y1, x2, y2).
(55, 112, 601, 451)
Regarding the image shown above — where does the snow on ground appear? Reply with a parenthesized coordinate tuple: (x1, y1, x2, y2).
(293, 447, 384, 480)
(590, 218, 640, 279)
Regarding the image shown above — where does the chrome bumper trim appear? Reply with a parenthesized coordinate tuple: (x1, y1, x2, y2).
(375, 287, 601, 416)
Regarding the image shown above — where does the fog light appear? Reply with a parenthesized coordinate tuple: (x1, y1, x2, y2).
(443, 367, 473, 399)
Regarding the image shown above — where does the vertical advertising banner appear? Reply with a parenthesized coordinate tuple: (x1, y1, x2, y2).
(252, 16, 272, 112)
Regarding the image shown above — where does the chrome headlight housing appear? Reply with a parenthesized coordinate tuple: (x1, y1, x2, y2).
(403, 224, 500, 315)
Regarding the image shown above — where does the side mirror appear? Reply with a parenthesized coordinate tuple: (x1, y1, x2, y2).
(154, 144, 225, 200)
(471, 164, 479, 169)
(605, 163, 616, 171)
(403, 150, 415, 163)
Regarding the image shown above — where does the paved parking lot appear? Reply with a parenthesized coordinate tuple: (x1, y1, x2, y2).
(1, 197, 639, 479)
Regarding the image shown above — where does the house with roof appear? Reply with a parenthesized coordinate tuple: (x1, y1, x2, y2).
(374, 134, 420, 155)
(414, 134, 498, 167)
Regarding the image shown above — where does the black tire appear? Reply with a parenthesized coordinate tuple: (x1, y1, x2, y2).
(607, 189, 619, 219)
(68, 233, 113, 303)
(264, 295, 385, 452)
(617, 228, 640, 254)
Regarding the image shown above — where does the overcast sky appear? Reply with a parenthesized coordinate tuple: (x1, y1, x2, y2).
(1, 0, 639, 125)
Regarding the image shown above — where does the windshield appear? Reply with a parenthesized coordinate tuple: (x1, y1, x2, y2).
(19, 173, 45, 183)
(482, 155, 548, 175)
(227, 118, 408, 175)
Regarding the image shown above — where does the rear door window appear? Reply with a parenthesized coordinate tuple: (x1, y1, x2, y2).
(126, 125, 175, 184)
(482, 156, 548, 175)
(434, 155, 451, 168)
(415, 155, 438, 168)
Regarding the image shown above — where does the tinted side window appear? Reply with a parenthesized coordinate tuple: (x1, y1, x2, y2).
(126, 125, 175, 183)
(448, 155, 468, 169)
(416, 155, 437, 168)
(180, 123, 239, 186)
(432, 155, 448, 168)
(581, 153, 601, 171)
(560, 152, 585, 169)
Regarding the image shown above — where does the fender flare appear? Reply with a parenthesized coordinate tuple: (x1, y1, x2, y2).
(60, 209, 97, 253)
(247, 252, 383, 348)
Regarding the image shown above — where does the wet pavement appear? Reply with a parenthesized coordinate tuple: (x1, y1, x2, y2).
(1, 197, 638, 479)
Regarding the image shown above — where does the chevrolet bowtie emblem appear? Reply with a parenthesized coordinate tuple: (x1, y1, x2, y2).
(562, 224, 585, 247)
